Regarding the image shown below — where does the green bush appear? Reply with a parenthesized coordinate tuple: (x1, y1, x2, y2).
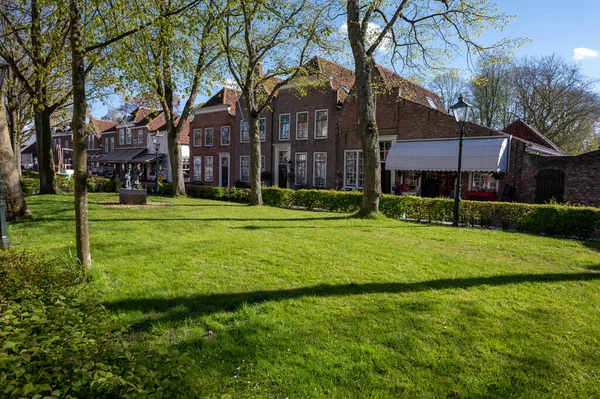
(56, 175, 74, 192)
(21, 171, 39, 179)
(20, 178, 40, 196)
(87, 177, 111, 192)
(186, 184, 250, 203)
(0, 251, 212, 398)
(262, 187, 295, 207)
(103, 179, 124, 192)
(517, 205, 600, 238)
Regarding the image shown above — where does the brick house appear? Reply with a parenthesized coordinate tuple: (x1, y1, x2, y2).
(189, 88, 241, 187)
(97, 107, 190, 182)
(88, 118, 117, 172)
(51, 128, 73, 171)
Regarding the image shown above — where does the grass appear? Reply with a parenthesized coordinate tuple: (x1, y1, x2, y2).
(8, 193, 600, 398)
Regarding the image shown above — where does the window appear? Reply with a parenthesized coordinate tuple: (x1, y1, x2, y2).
(183, 157, 190, 177)
(110, 137, 114, 152)
(315, 110, 328, 138)
(119, 129, 124, 145)
(221, 126, 230, 146)
(279, 114, 290, 140)
(344, 150, 364, 189)
(104, 138, 108, 153)
(426, 96, 438, 110)
(404, 171, 419, 189)
(471, 172, 497, 191)
(204, 156, 213, 181)
(259, 118, 266, 141)
(261, 155, 265, 172)
(193, 129, 202, 147)
(240, 120, 250, 142)
(193, 156, 201, 181)
(240, 156, 250, 182)
(379, 141, 392, 162)
(295, 153, 307, 186)
(126, 128, 132, 144)
(314, 152, 327, 187)
(204, 127, 214, 146)
(138, 129, 143, 144)
(296, 111, 308, 139)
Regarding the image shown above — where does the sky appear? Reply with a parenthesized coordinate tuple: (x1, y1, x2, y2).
(89, 0, 600, 119)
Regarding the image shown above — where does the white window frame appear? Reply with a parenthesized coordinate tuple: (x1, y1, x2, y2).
(296, 111, 308, 140)
(220, 126, 231, 146)
(193, 156, 202, 181)
(279, 113, 290, 141)
(119, 129, 125, 145)
(137, 129, 143, 144)
(240, 156, 250, 182)
(104, 138, 108, 153)
(344, 150, 364, 189)
(110, 137, 114, 152)
(204, 127, 214, 147)
(259, 118, 266, 142)
(126, 128, 132, 144)
(240, 120, 250, 143)
(314, 109, 328, 139)
(193, 129, 202, 147)
(204, 156, 213, 182)
(313, 152, 327, 187)
(295, 152, 307, 186)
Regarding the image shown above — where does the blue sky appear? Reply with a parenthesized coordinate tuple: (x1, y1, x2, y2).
(90, 0, 600, 119)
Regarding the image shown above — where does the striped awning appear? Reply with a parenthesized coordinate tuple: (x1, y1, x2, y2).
(385, 137, 509, 172)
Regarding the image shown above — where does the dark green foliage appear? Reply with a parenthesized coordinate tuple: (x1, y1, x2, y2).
(102, 179, 124, 193)
(518, 205, 600, 238)
(86, 177, 111, 192)
(56, 175, 74, 192)
(186, 185, 250, 203)
(21, 171, 39, 179)
(0, 251, 218, 398)
(20, 178, 40, 196)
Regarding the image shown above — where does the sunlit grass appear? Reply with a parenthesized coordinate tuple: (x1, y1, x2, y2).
(9, 193, 600, 398)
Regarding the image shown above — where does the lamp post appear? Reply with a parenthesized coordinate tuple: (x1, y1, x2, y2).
(0, 56, 10, 248)
(152, 133, 161, 194)
(448, 94, 473, 227)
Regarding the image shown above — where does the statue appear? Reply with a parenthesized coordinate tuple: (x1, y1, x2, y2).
(131, 167, 141, 189)
(124, 170, 131, 189)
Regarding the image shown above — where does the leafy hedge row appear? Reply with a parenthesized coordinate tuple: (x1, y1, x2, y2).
(186, 185, 600, 238)
(0, 250, 226, 398)
(21, 177, 124, 196)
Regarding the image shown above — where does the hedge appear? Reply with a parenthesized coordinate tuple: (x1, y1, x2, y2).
(185, 185, 600, 239)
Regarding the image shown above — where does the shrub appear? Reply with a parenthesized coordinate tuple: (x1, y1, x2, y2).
(20, 178, 40, 196)
(0, 251, 211, 398)
(103, 179, 124, 192)
(517, 205, 600, 238)
(56, 175, 74, 192)
(262, 187, 295, 207)
(87, 177, 111, 192)
(21, 171, 39, 179)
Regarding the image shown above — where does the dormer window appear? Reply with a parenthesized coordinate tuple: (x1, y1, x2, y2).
(426, 97, 438, 110)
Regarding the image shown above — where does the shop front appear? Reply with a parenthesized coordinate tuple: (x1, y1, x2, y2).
(386, 136, 509, 200)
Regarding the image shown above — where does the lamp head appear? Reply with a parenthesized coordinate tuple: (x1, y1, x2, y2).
(449, 94, 473, 125)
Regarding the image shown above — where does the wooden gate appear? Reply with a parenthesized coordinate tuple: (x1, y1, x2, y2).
(535, 169, 565, 204)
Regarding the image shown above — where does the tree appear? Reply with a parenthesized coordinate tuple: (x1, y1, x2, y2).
(221, 0, 330, 205)
(0, 92, 29, 220)
(68, 0, 202, 268)
(429, 71, 467, 111)
(0, 0, 75, 194)
(512, 54, 600, 154)
(345, 0, 525, 216)
(115, 0, 224, 196)
(468, 57, 516, 129)
(4, 68, 34, 175)
(102, 93, 161, 121)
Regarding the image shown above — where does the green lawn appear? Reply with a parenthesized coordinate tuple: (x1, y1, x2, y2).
(8, 193, 600, 398)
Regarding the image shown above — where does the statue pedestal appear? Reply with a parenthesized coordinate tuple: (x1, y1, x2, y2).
(119, 189, 147, 205)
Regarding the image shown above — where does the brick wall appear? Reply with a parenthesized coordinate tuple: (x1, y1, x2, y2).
(189, 109, 236, 186)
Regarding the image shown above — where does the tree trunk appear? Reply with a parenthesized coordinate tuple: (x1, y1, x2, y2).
(167, 126, 185, 196)
(248, 111, 262, 206)
(35, 109, 59, 194)
(347, 1, 380, 217)
(0, 101, 29, 221)
(70, 0, 91, 268)
(6, 105, 23, 177)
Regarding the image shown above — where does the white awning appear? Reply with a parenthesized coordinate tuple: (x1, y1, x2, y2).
(385, 137, 509, 172)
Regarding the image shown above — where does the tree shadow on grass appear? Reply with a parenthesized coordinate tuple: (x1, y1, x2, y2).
(27, 216, 354, 223)
(104, 271, 600, 333)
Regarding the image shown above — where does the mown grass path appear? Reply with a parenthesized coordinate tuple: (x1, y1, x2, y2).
(9, 193, 600, 398)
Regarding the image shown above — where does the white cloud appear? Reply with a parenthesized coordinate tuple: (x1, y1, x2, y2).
(339, 22, 392, 52)
(573, 47, 599, 60)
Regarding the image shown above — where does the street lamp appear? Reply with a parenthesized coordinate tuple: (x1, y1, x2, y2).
(0, 56, 10, 248)
(448, 94, 473, 227)
(152, 133, 162, 194)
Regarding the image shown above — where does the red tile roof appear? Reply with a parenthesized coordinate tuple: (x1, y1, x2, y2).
(90, 118, 117, 138)
(201, 88, 242, 115)
(305, 56, 356, 102)
(503, 119, 564, 153)
(375, 65, 446, 112)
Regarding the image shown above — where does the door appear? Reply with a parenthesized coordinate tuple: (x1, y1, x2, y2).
(535, 169, 565, 204)
(220, 154, 229, 187)
(278, 164, 287, 188)
(277, 150, 289, 188)
(379, 141, 392, 194)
